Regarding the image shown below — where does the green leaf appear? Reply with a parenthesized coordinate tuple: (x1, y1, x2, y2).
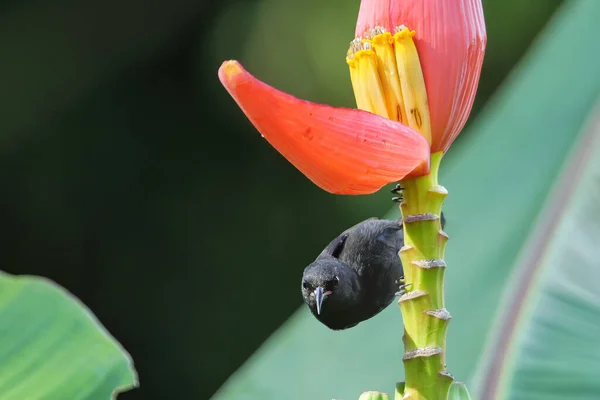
(212, 1, 600, 399)
(0, 272, 137, 399)
(447, 382, 471, 400)
(472, 108, 600, 399)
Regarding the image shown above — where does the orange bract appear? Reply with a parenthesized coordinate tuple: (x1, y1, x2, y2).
(219, 61, 430, 195)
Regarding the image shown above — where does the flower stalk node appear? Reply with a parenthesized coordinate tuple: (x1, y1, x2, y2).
(411, 259, 447, 269)
(425, 309, 452, 320)
(429, 185, 449, 196)
(398, 290, 428, 303)
(399, 245, 414, 253)
(402, 213, 440, 224)
(403, 346, 442, 360)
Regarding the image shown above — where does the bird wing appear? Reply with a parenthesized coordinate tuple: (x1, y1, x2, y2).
(374, 220, 403, 244)
(342, 219, 403, 272)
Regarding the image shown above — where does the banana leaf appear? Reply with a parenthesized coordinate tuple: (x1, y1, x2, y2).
(472, 106, 600, 398)
(0, 273, 137, 399)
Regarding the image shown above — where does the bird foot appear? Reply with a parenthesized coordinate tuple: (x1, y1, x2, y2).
(391, 183, 404, 194)
(391, 184, 404, 202)
(395, 277, 412, 296)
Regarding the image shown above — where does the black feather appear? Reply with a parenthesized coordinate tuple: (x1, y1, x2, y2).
(301, 214, 446, 330)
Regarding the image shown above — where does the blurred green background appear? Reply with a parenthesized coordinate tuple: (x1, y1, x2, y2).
(0, 0, 565, 398)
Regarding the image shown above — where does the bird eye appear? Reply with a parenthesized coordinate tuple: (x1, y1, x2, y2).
(325, 277, 339, 291)
(302, 281, 310, 290)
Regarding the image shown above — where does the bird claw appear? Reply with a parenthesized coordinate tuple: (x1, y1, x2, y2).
(390, 184, 404, 194)
(395, 277, 411, 296)
(395, 284, 410, 297)
(391, 184, 404, 202)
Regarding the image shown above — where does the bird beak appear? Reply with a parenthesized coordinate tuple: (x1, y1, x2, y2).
(315, 286, 325, 315)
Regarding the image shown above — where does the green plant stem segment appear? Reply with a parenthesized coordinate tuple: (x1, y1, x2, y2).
(398, 151, 452, 399)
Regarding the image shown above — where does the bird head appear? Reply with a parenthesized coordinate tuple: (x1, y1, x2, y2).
(301, 257, 357, 318)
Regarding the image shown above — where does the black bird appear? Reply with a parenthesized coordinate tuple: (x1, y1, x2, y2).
(301, 215, 445, 330)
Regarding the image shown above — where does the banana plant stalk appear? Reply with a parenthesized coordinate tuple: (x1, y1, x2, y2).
(397, 152, 452, 398)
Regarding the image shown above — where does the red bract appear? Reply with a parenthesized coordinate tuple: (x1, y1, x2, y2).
(219, 61, 430, 195)
(219, 0, 486, 194)
(356, 0, 486, 152)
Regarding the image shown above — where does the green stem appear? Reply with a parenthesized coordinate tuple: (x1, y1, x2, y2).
(398, 151, 452, 399)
